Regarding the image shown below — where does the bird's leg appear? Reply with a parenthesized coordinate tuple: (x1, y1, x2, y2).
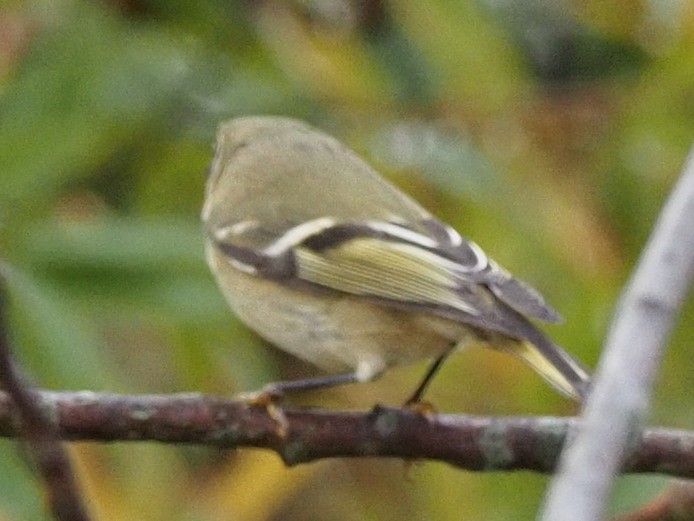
(239, 372, 361, 437)
(262, 372, 360, 396)
(404, 345, 456, 407)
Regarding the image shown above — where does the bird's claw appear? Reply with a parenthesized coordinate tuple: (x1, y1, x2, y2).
(238, 386, 289, 437)
(403, 398, 438, 417)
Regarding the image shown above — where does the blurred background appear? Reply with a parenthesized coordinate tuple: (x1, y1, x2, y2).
(1, 0, 693, 519)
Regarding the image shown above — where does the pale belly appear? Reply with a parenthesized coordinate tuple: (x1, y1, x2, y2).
(207, 246, 467, 381)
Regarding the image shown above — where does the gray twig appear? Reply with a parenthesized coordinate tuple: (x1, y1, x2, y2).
(540, 147, 694, 521)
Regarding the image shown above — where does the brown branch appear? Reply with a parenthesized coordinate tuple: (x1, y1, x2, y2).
(0, 390, 692, 477)
(610, 481, 694, 521)
(0, 274, 92, 521)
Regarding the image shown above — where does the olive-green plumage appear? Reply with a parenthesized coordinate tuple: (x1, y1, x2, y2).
(203, 116, 590, 400)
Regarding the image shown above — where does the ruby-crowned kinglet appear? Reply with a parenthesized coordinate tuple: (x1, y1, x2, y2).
(202, 116, 590, 402)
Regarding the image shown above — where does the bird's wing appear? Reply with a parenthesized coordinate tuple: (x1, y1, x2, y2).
(210, 216, 560, 335)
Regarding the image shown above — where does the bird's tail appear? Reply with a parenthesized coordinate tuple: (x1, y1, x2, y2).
(502, 330, 591, 402)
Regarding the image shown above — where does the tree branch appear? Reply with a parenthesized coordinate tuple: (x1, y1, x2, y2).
(0, 267, 92, 521)
(610, 481, 694, 521)
(541, 145, 694, 520)
(0, 391, 693, 476)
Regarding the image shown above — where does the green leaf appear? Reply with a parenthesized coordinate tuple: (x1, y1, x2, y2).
(1, 262, 123, 390)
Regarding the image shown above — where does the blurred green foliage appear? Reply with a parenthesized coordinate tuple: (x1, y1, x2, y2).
(0, 0, 693, 519)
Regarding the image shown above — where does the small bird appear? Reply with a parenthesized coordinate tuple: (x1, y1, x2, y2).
(202, 116, 590, 403)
